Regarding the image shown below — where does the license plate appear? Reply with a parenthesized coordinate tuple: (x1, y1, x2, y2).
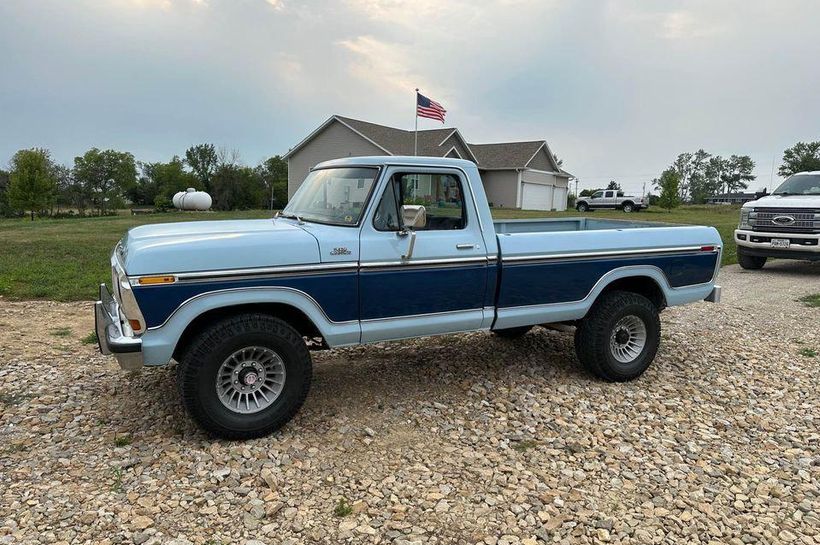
(771, 238, 790, 248)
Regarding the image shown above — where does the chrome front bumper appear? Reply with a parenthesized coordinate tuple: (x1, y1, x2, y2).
(94, 283, 143, 370)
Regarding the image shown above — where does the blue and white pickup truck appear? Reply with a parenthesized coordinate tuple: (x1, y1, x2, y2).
(96, 156, 722, 439)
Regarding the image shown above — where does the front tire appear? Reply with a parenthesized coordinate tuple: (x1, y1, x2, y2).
(177, 314, 312, 439)
(737, 248, 767, 270)
(576, 202, 589, 212)
(574, 291, 660, 382)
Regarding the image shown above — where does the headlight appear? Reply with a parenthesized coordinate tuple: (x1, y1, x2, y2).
(111, 258, 146, 335)
(739, 208, 753, 228)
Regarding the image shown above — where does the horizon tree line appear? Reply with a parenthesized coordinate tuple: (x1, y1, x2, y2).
(0, 144, 288, 220)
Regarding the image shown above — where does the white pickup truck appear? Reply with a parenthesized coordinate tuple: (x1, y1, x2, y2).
(576, 189, 648, 212)
(735, 171, 820, 269)
(96, 156, 721, 438)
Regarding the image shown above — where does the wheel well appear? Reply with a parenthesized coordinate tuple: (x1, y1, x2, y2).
(172, 303, 322, 361)
(622, 200, 635, 207)
(599, 276, 666, 310)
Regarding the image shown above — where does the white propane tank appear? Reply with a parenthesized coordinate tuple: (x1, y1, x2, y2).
(172, 188, 212, 211)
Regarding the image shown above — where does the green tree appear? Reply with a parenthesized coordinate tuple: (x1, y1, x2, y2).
(73, 148, 137, 214)
(131, 156, 201, 208)
(670, 149, 710, 201)
(778, 141, 820, 177)
(722, 155, 755, 193)
(8, 148, 58, 220)
(606, 180, 621, 191)
(654, 168, 681, 212)
(185, 144, 219, 191)
(0, 169, 17, 217)
(210, 164, 266, 210)
(256, 155, 288, 209)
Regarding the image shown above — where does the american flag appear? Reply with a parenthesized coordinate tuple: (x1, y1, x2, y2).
(417, 93, 446, 123)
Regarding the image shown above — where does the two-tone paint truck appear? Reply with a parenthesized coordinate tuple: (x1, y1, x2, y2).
(96, 156, 721, 438)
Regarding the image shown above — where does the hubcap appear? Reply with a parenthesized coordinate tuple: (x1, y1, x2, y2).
(216, 346, 286, 414)
(609, 315, 647, 363)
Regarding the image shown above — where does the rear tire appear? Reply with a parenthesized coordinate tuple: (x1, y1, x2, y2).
(737, 248, 767, 270)
(622, 202, 634, 213)
(574, 291, 660, 382)
(177, 313, 312, 439)
(576, 202, 589, 212)
(492, 326, 532, 339)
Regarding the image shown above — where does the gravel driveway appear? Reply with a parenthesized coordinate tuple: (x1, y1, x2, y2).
(1, 262, 818, 545)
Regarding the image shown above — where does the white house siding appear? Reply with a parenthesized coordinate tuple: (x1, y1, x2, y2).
(480, 170, 518, 208)
(520, 170, 569, 211)
(287, 121, 386, 198)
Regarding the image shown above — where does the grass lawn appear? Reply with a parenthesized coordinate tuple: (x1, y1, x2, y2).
(0, 205, 741, 301)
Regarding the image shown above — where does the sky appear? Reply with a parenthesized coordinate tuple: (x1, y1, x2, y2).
(1, 0, 819, 194)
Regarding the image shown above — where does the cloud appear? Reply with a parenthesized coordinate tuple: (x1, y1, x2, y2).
(0, 0, 818, 192)
(337, 36, 435, 97)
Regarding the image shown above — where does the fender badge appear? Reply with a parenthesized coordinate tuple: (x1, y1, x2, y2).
(330, 247, 352, 256)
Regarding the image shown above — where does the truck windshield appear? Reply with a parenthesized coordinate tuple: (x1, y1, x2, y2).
(772, 174, 820, 196)
(283, 167, 379, 226)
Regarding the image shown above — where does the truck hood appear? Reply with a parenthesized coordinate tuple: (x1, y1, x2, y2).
(743, 194, 820, 209)
(118, 219, 320, 275)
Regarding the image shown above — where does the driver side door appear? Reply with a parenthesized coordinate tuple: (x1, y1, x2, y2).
(358, 167, 489, 343)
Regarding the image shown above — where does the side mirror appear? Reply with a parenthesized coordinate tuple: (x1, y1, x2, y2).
(401, 205, 426, 230)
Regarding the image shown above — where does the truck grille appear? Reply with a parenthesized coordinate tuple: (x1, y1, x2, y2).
(752, 208, 820, 233)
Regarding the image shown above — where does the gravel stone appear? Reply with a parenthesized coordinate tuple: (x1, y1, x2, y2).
(1, 262, 819, 544)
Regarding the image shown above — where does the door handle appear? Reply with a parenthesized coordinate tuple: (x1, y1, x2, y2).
(456, 243, 477, 250)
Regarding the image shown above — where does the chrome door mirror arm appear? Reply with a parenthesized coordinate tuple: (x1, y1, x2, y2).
(399, 229, 417, 260)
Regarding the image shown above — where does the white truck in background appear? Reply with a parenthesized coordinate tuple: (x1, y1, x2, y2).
(735, 171, 820, 269)
(576, 190, 648, 213)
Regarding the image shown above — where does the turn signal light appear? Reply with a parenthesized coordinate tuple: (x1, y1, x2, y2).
(137, 276, 176, 285)
(129, 319, 143, 332)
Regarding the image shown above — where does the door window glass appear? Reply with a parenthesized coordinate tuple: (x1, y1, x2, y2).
(373, 173, 467, 231)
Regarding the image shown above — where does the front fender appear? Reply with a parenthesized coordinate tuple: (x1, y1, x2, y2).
(140, 287, 360, 366)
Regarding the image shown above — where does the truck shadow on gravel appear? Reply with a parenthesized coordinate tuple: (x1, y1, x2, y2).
(126, 329, 589, 439)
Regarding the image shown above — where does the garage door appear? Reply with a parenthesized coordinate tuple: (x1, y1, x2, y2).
(521, 183, 553, 211)
(552, 186, 567, 211)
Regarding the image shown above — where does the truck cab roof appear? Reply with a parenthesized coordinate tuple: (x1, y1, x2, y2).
(314, 155, 478, 170)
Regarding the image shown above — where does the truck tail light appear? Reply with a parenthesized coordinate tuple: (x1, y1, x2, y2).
(701, 245, 716, 252)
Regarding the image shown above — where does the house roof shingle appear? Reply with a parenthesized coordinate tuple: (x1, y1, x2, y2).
(289, 115, 571, 176)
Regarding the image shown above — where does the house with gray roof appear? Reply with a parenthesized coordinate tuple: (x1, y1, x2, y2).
(283, 115, 573, 211)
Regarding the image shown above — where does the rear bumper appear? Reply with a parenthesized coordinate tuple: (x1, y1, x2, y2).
(735, 229, 820, 260)
(704, 285, 721, 303)
(94, 284, 143, 370)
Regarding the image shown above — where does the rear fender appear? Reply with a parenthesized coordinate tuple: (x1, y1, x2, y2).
(494, 265, 714, 329)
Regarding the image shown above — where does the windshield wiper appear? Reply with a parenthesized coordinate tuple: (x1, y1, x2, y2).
(277, 211, 305, 225)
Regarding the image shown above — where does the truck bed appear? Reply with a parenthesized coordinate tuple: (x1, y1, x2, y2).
(493, 217, 673, 234)
(491, 218, 723, 329)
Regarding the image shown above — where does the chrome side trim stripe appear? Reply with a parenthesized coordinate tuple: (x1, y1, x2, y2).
(502, 245, 712, 263)
(131, 262, 358, 285)
(360, 256, 489, 270)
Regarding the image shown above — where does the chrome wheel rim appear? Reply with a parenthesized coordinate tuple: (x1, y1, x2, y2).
(216, 346, 286, 414)
(609, 315, 647, 363)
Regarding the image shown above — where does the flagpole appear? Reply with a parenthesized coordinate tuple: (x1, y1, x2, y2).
(414, 88, 419, 156)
